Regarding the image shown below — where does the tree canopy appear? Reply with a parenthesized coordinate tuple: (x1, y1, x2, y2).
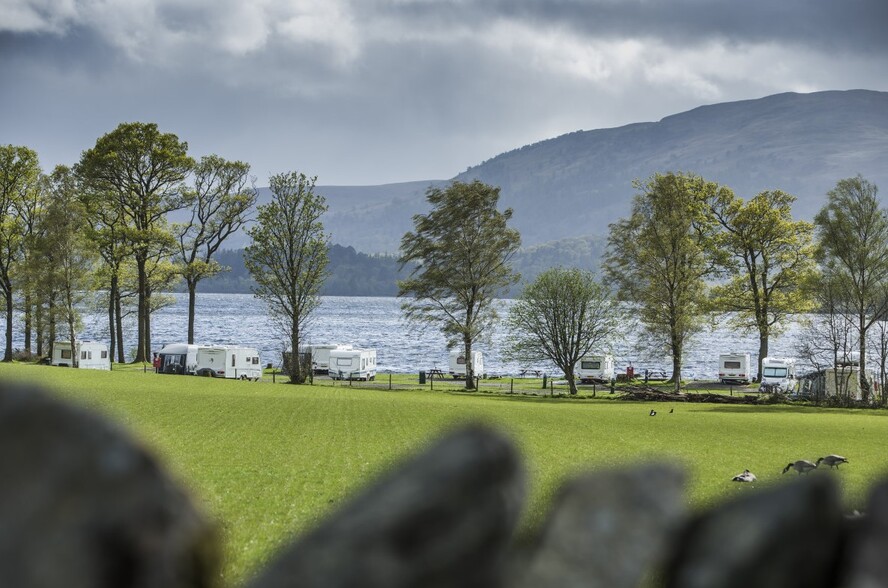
(709, 189, 817, 380)
(398, 180, 520, 389)
(604, 172, 725, 391)
(506, 267, 620, 394)
(244, 171, 329, 384)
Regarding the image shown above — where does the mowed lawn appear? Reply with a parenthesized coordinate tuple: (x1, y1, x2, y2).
(4, 363, 888, 585)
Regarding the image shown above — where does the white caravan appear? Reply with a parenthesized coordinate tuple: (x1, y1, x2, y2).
(329, 348, 377, 381)
(157, 343, 199, 375)
(718, 352, 752, 384)
(299, 343, 354, 374)
(51, 341, 110, 370)
(448, 350, 484, 379)
(195, 345, 262, 380)
(759, 357, 797, 392)
(575, 354, 615, 384)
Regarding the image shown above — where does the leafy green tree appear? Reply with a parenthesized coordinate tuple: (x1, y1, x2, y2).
(604, 172, 725, 391)
(34, 166, 96, 366)
(175, 155, 256, 343)
(709, 190, 817, 380)
(505, 267, 620, 394)
(244, 172, 329, 384)
(76, 122, 194, 362)
(0, 145, 41, 361)
(398, 181, 521, 390)
(814, 175, 888, 401)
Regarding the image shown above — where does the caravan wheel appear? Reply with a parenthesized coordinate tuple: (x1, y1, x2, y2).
(240, 374, 247, 380)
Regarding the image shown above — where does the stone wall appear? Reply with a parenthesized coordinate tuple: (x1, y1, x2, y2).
(1, 382, 886, 587)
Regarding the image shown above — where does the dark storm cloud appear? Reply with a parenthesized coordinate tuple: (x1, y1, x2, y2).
(2, 1, 886, 184)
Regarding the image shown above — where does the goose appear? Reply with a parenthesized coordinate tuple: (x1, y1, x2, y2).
(783, 460, 818, 475)
(649, 409, 657, 416)
(732, 469, 757, 483)
(817, 455, 849, 469)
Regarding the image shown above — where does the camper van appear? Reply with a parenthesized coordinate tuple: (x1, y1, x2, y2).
(195, 345, 262, 380)
(718, 353, 751, 384)
(448, 350, 484, 379)
(157, 343, 199, 375)
(329, 348, 377, 381)
(575, 354, 615, 384)
(759, 357, 797, 392)
(51, 341, 110, 370)
(298, 344, 354, 374)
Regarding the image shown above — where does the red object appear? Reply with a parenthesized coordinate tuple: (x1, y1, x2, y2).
(627, 366, 635, 379)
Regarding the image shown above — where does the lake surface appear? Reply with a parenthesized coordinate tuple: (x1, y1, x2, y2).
(37, 293, 811, 379)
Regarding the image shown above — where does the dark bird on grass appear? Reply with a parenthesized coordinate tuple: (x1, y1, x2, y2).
(783, 460, 818, 475)
(817, 455, 849, 469)
(732, 469, 757, 483)
(669, 408, 674, 413)
(649, 409, 657, 416)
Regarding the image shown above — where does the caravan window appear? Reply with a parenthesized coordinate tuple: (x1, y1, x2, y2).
(763, 367, 788, 378)
(456, 356, 466, 365)
(60, 349, 72, 359)
(724, 361, 742, 369)
(336, 357, 352, 366)
(581, 360, 601, 370)
(81, 351, 92, 360)
(231, 354, 236, 367)
(252, 357, 259, 364)
(101, 350, 108, 359)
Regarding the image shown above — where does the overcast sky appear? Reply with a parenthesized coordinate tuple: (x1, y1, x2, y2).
(2, 0, 887, 185)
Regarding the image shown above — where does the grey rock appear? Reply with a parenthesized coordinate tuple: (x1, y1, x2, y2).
(843, 478, 888, 588)
(515, 464, 685, 588)
(0, 382, 217, 588)
(664, 476, 842, 588)
(248, 424, 524, 588)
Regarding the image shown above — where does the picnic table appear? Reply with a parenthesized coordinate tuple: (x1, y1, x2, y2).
(427, 368, 447, 380)
(519, 369, 543, 378)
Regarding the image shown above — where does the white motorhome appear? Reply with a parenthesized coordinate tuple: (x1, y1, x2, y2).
(718, 352, 751, 384)
(195, 345, 262, 380)
(759, 357, 797, 392)
(298, 343, 354, 374)
(448, 350, 484, 379)
(329, 348, 377, 381)
(575, 354, 615, 384)
(157, 343, 199, 375)
(51, 341, 110, 370)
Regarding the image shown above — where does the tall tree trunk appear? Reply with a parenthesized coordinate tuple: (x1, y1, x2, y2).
(114, 290, 124, 364)
(859, 319, 870, 401)
(24, 294, 31, 353)
(134, 257, 147, 363)
(145, 290, 152, 362)
(671, 331, 682, 393)
(464, 336, 475, 391)
(567, 368, 578, 395)
(187, 279, 197, 344)
(758, 332, 769, 383)
(108, 277, 116, 363)
(35, 303, 43, 357)
(290, 321, 302, 384)
(3, 279, 13, 362)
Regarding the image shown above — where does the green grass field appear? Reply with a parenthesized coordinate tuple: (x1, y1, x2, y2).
(4, 362, 888, 585)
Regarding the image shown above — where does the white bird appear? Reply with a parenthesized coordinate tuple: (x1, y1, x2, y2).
(732, 469, 757, 483)
(817, 455, 849, 469)
(783, 460, 818, 475)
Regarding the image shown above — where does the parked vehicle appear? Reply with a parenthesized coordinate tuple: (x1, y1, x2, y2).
(157, 343, 199, 375)
(329, 348, 377, 380)
(195, 345, 262, 380)
(759, 357, 797, 392)
(448, 350, 484, 379)
(298, 343, 354, 374)
(718, 352, 751, 384)
(575, 354, 615, 384)
(51, 340, 110, 370)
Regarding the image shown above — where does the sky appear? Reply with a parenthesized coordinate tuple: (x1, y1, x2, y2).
(2, 0, 887, 186)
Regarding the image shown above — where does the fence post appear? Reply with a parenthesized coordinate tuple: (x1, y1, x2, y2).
(389, 373, 392, 390)
(272, 370, 276, 383)
(510, 378, 514, 394)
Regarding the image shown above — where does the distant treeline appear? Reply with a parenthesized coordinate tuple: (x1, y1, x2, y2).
(187, 236, 607, 297)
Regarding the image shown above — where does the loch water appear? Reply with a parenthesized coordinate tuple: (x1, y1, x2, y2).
(51, 293, 814, 379)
